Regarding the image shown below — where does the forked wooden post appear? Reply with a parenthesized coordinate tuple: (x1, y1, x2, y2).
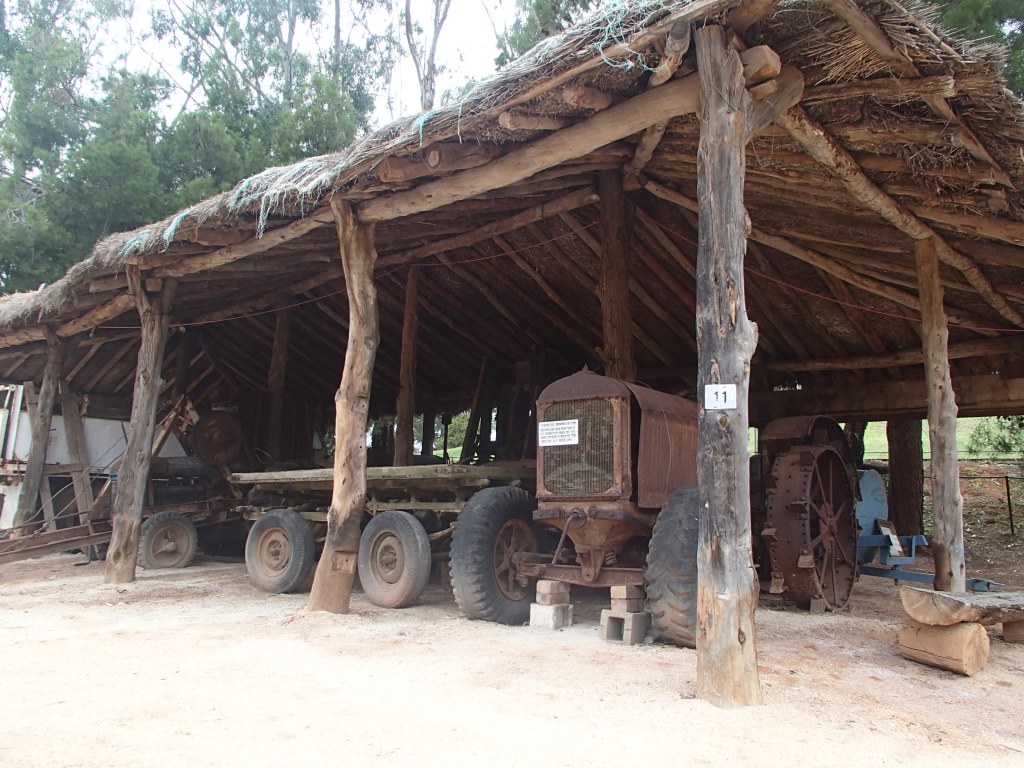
(394, 268, 419, 466)
(693, 24, 763, 708)
(105, 270, 176, 584)
(308, 199, 379, 613)
(599, 170, 637, 381)
(916, 237, 965, 592)
(11, 329, 64, 535)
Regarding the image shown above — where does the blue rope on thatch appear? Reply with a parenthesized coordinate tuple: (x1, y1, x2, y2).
(119, 230, 153, 259)
(163, 208, 194, 245)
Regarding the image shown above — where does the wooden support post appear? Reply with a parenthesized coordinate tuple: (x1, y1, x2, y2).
(59, 383, 95, 524)
(916, 237, 965, 592)
(599, 170, 637, 381)
(104, 271, 176, 584)
(394, 269, 419, 467)
(267, 310, 291, 461)
(693, 25, 763, 708)
(11, 329, 64, 535)
(420, 406, 436, 458)
(887, 419, 924, 536)
(308, 199, 379, 614)
(172, 328, 197, 398)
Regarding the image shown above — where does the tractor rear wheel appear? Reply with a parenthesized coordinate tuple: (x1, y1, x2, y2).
(645, 487, 700, 648)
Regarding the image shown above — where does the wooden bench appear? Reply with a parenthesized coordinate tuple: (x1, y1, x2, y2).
(898, 586, 1024, 676)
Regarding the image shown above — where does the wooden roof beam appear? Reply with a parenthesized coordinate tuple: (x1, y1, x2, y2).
(377, 188, 598, 268)
(643, 179, 1000, 336)
(821, 0, 1011, 187)
(357, 69, 713, 223)
(775, 106, 1024, 328)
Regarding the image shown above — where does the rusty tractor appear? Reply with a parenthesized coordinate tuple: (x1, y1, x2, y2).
(449, 369, 860, 646)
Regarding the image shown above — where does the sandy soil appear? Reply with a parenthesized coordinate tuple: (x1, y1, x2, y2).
(1, 554, 1022, 768)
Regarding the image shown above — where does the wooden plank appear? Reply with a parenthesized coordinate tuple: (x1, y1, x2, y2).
(308, 200, 379, 614)
(766, 336, 1024, 372)
(901, 586, 1024, 627)
(104, 271, 176, 584)
(693, 25, 762, 708)
(917, 237, 965, 593)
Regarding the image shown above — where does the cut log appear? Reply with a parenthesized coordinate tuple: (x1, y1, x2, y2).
(902, 586, 1024, 627)
(376, 142, 497, 183)
(562, 85, 614, 111)
(1005, 621, 1024, 644)
(898, 619, 990, 676)
(498, 112, 569, 131)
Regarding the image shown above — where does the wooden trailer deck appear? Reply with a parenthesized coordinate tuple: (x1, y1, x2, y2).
(230, 463, 536, 515)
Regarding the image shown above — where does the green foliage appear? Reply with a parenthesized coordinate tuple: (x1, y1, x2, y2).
(935, 0, 1023, 93)
(0, 0, 387, 292)
(496, 0, 591, 67)
(967, 416, 1024, 456)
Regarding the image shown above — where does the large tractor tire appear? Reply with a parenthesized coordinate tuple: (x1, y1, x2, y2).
(450, 486, 538, 625)
(139, 511, 199, 570)
(645, 487, 700, 648)
(357, 510, 432, 609)
(245, 509, 315, 594)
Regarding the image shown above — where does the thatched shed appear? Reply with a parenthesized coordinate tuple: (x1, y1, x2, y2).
(0, 0, 1020, 437)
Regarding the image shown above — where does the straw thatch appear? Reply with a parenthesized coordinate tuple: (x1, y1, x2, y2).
(0, 0, 1021, 432)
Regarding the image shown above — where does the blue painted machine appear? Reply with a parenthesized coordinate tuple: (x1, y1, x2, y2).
(854, 469, 998, 592)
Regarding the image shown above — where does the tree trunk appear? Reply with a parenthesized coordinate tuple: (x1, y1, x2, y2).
(916, 237, 964, 592)
(11, 330, 63, 535)
(394, 269, 418, 466)
(308, 199, 379, 613)
(267, 310, 291, 461)
(693, 25, 762, 708)
(887, 419, 924, 536)
(105, 272, 176, 584)
(599, 170, 637, 381)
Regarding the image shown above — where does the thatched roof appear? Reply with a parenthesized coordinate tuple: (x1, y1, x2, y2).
(1, 0, 1022, 430)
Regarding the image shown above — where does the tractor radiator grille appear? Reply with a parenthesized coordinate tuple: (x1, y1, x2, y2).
(541, 398, 615, 496)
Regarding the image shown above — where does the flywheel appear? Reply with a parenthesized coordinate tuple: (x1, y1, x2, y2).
(764, 445, 858, 610)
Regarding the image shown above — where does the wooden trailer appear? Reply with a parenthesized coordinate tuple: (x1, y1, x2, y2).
(229, 463, 534, 603)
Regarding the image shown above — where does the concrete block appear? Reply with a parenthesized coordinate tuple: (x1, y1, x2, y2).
(536, 580, 570, 596)
(611, 597, 645, 613)
(531, 602, 574, 629)
(610, 585, 645, 600)
(1005, 620, 1024, 644)
(600, 609, 651, 645)
(536, 591, 570, 606)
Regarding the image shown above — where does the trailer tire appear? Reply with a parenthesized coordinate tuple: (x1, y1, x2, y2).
(450, 486, 538, 625)
(646, 486, 700, 648)
(245, 509, 315, 593)
(138, 511, 199, 570)
(358, 510, 431, 608)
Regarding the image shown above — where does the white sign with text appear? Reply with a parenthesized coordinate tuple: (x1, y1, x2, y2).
(538, 419, 579, 447)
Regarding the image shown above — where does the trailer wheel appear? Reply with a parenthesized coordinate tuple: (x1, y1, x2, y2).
(645, 487, 700, 648)
(245, 509, 315, 593)
(139, 511, 199, 569)
(450, 486, 538, 625)
(358, 510, 431, 608)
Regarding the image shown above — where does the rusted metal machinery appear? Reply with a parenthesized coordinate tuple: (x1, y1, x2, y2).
(448, 369, 861, 643)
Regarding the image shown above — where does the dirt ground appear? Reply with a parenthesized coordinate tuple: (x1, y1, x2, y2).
(1, 554, 1022, 767)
